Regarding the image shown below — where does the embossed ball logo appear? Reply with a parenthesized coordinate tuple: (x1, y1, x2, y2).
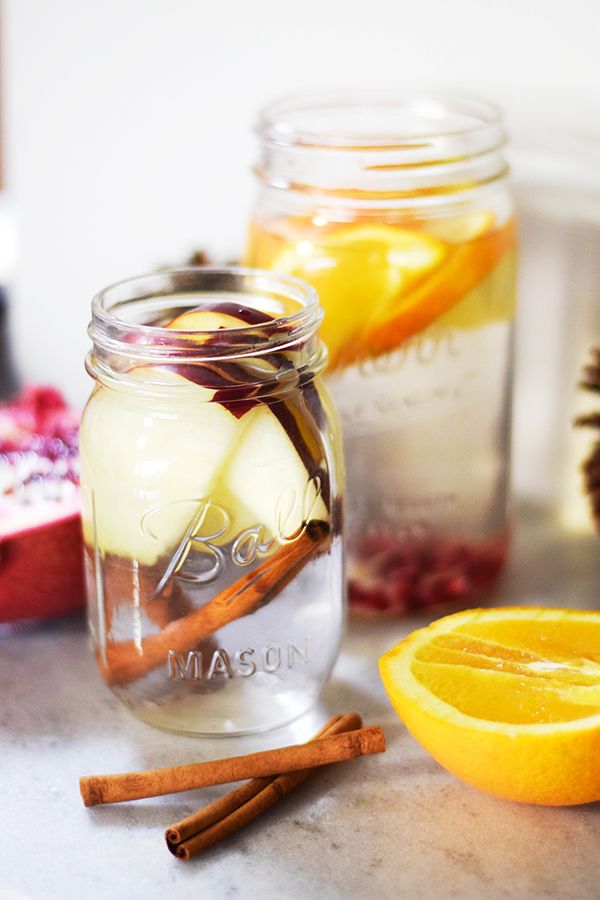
(140, 476, 324, 597)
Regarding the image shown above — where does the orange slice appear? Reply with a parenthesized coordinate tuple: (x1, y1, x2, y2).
(434, 246, 517, 333)
(362, 221, 515, 362)
(422, 210, 494, 243)
(379, 607, 600, 806)
(271, 224, 447, 370)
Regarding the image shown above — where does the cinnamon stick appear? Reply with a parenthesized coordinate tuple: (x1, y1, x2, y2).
(165, 715, 345, 843)
(166, 712, 362, 860)
(79, 725, 385, 807)
(98, 519, 330, 685)
(165, 714, 346, 843)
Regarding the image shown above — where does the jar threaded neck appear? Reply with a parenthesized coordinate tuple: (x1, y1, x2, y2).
(87, 267, 326, 394)
(256, 90, 508, 202)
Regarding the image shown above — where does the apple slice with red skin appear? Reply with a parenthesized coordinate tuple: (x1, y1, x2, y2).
(82, 301, 331, 567)
(164, 303, 331, 507)
(161, 303, 276, 416)
(126, 303, 274, 411)
(167, 302, 274, 331)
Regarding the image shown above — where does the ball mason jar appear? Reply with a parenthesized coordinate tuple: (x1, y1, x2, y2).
(80, 268, 344, 735)
(245, 91, 517, 615)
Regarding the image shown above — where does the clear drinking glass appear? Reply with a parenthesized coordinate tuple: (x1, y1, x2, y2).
(80, 268, 344, 735)
(245, 91, 517, 615)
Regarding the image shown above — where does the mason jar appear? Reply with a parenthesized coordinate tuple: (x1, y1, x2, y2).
(80, 268, 344, 735)
(245, 91, 517, 615)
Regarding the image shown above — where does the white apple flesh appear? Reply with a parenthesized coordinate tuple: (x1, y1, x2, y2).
(166, 308, 253, 334)
(80, 373, 240, 564)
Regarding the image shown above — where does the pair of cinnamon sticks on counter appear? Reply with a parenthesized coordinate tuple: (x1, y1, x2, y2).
(80, 713, 385, 861)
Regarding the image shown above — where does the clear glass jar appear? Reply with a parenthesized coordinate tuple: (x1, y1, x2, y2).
(245, 91, 517, 615)
(80, 268, 344, 735)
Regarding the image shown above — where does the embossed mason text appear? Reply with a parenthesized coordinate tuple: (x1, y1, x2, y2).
(167, 638, 311, 681)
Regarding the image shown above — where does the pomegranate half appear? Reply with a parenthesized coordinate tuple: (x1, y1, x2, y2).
(0, 386, 84, 622)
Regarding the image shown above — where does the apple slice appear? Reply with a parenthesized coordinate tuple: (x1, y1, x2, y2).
(165, 302, 274, 333)
(166, 308, 252, 333)
(162, 302, 278, 415)
(80, 374, 242, 565)
(161, 303, 329, 540)
(127, 296, 277, 406)
(81, 300, 329, 568)
(81, 388, 329, 565)
(214, 402, 328, 543)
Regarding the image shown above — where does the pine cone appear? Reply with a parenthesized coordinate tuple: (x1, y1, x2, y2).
(576, 347, 600, 530)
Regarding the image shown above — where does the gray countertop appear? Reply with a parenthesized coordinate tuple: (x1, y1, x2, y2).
(2, 503, 600, 900)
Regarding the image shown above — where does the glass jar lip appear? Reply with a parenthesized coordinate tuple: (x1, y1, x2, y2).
(89, 266, 323, 362)
(258, 89, 506, 153)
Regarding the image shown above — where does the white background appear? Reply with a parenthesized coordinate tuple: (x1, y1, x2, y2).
(3, 0, 600, 507)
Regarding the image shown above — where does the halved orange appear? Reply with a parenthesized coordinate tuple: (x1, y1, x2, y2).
(379, 607, 600, 805)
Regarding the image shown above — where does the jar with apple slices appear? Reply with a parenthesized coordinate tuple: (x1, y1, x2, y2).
(81, 268, 344, 736)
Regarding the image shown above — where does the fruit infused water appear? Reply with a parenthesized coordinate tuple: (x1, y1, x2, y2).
(81, 269, 344, 734)
(246, 92, 517, 614)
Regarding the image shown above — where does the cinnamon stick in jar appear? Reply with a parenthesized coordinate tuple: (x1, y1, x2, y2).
(98, 519, 330, 686)
(79, 725, 386, 807)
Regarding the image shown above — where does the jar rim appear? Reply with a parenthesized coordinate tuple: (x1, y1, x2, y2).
(89, 266, 324, 364)
(258, 89, 505, 154)
(255, 90, 508, 200)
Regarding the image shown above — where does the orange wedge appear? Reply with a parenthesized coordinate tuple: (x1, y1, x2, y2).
(379, 607, 600, 805)
(434, 246, 517, 333)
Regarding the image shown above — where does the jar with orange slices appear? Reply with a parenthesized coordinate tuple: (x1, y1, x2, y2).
(245, 92, 517, 615)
